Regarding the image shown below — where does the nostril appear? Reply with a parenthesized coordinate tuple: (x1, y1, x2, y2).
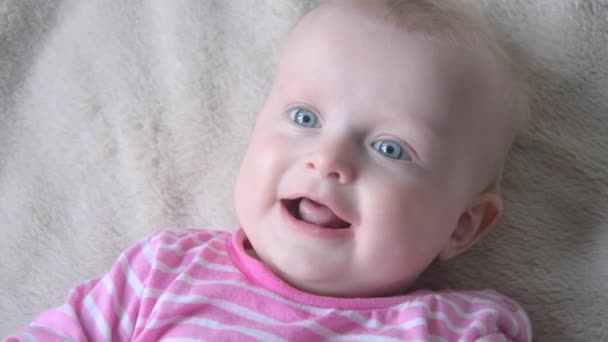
(305, 155, 355, 184)
(327, 171, 340, 179)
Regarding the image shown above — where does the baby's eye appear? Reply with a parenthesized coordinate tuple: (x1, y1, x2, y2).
(371, 140, 411, 161)
(289, 107, 320, 128)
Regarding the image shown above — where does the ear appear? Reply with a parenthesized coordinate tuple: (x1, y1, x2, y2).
(438, 192, 503, 261)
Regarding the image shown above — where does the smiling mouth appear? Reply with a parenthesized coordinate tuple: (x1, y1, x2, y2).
(281, 197, 351, 229)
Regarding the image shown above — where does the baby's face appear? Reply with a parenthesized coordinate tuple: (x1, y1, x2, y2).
(235, 4, 501, 297)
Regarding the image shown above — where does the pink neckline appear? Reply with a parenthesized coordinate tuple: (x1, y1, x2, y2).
(226, 228, 430, 310)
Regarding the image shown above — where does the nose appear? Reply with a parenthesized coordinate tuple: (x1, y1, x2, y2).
(305, 139, 357, 184)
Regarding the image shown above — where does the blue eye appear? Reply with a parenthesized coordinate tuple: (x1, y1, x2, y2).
(372, 140, 411, 160)
(289, 107, 320, 128)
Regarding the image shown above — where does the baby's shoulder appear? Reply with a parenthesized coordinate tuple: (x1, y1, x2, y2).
(149, 228, 230, 245)
(390, 289, 531, 341)
(147, 227, 232, 257)
(408, 288, 525, 313)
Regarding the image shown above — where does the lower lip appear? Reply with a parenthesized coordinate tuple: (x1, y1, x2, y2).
(279, 201, 354, 240)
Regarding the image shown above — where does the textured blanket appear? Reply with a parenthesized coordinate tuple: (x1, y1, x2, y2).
(1, 1, 607, 340)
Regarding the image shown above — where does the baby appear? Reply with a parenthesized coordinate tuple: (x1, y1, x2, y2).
(7, 0, 531, 341)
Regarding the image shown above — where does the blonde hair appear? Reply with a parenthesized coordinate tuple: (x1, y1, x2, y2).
(326, 0, 530, 194)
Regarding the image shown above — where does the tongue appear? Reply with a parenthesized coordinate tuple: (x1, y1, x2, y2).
(298, 198, 348, 228)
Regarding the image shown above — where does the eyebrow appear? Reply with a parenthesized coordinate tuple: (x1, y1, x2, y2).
(383, 111, 447, 163)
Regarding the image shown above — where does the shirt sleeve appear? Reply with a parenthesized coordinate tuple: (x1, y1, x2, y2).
(474, 333, 512, 342)
(465, 291, 532, 342)
(4, 233, 157, 342)
(422, 290, 531, 342)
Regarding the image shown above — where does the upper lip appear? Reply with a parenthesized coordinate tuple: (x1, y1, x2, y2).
(281, 192, 354, 228)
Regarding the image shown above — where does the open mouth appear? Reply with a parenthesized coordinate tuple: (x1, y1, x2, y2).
(281, 197, 351, 229)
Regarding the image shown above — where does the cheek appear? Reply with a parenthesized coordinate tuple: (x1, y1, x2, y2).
(234, 132, 291, 217)
(246, 133, 290, 178)
(365, 184, 427, 228)
(361, 179, 457, 244)
(358, 188, 455, 280)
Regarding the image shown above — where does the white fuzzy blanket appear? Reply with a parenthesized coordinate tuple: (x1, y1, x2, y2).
(1, 1, 607, 340)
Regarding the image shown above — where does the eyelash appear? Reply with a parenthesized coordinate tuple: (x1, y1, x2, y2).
(371, 139, 411, 161)
(288, 107, 321, 128)
(287, 105, 413, 161)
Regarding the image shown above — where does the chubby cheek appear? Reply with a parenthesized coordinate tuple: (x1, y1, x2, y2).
(234, 127, 290, 225)
(360, 180, 456, 268)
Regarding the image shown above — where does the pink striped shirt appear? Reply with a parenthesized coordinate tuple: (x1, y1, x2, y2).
(6, 228, 531, 341)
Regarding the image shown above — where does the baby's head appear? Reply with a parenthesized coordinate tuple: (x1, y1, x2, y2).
(235, 0, 528, 298)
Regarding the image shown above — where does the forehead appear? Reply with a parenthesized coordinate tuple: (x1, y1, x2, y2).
(275, 5, 483, 129)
